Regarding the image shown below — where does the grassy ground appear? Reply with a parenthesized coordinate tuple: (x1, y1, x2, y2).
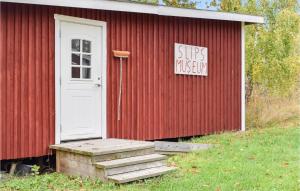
(1, 126, 299, 191)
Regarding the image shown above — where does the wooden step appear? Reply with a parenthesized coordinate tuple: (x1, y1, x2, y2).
(95, 154, 166, 169)
(92, 147, 155, 162)
(50, 139, 155, 156)
(103, 160, 166, 176)
(50, 139, 156, 162)
(95, 154, 167, 175)
(50, 139, 176, 182)
(107, 166, 176, 183)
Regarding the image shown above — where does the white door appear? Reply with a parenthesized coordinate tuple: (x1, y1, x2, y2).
(60, 21, 103, 141)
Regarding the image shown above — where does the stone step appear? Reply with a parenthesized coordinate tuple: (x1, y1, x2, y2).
(107, 166, 176, 184)
(95, 154, 167, 175)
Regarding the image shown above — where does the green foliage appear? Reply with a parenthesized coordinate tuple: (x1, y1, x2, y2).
(0, 173, 112, 191)
(31, 165, 40, 176)
(130, 0, 159, 4)
(1, 126, 299, 190)
(210, 0, 241, 12)
(131, 0, 196, 8)
(212, 0, 300, 97)
(162, 0, 196, 8)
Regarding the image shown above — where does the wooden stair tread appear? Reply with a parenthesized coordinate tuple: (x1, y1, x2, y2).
(50, 139, 154, 156)
(107, 166, 176, 183)
(95, 154, 166, 169)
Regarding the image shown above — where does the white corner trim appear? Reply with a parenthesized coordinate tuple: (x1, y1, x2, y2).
(4, 0, 264, 24)
(241, 22, 246, 131)
(54, 14, 107, 144)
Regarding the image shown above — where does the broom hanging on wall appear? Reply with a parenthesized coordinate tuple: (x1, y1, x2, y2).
(113, 50, 130, 121)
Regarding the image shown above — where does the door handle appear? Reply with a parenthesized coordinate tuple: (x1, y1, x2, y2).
(95, 83, 101, 87)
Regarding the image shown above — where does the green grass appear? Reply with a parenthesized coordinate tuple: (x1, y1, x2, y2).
(1, 126, 299, 191)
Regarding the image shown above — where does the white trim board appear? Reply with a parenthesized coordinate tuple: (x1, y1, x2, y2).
(54, 14, 107, 144)
(3, 0, 264, 24)
(241, 22, 246, 131)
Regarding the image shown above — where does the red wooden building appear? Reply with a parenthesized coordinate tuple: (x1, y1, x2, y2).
(0, 0, 263, 160)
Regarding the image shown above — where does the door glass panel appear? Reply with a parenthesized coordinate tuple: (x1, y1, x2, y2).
(82, 40, 91, 53)
(72, 39, 80, 52)
(71, 67, 80, 78)
(82, 68, 91, 79)
(82, 54, 91, 66)
(72, 53, 80, 65)
(71, 39, 92, 80)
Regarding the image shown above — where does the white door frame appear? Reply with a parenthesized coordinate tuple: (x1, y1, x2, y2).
(54, 14, 107, 144)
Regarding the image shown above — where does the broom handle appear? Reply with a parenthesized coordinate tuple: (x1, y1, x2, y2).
(117, 57, 123, 121)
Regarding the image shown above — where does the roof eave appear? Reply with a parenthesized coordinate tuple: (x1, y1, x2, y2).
(1, 0, 264, 24)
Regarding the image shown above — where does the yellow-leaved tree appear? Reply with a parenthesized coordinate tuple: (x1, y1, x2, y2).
(211, 0, 300, 127)
(211, 0, 300, 98)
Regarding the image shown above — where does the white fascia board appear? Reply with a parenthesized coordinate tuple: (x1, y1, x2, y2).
(158, 6, 264, 24)
(1, 0, 264, 24)
(1, 0, 158, 14)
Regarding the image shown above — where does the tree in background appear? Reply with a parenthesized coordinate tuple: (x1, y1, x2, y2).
(210, 0, 300, 128)
(162, 0, 196, 8)
(132, 0, 159, 4)
(210, 0, 300, 99)
(131, 0, 196, 8)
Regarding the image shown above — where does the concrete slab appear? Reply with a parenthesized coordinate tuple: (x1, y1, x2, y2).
(154, 141, 213, 154)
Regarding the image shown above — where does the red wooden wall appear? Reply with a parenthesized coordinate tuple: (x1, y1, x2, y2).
(0, 2, 241, 160)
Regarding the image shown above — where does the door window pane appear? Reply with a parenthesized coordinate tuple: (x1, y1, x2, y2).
(71, 39, 92, 80)
(82, 54, 91, 66)
(72, 39, 80, 52)
(82, 40, 91, 53)
(72, 53, 80, 65)
(82, 68, 91, 79)
(71, 67, 80, 78)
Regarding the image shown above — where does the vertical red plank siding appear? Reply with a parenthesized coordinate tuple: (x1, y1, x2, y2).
(0, 2, 7, 159)
(0, 2, 241, 160)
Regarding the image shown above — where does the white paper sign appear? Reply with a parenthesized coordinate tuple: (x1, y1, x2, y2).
(174, 43, 208, 76)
